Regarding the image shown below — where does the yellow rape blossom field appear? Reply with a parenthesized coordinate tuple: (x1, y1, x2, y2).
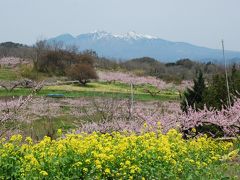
(0, 129, 238, 179)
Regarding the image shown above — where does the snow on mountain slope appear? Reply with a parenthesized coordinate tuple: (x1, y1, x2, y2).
(48, 31, 240, 62)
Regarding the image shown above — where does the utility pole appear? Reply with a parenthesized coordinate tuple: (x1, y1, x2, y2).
(130, 82, 134, 115)
(222, 40, 231, 107)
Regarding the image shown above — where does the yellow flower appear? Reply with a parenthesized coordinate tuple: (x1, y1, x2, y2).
(177, 168, 182, 172)
(228, 149, 239, 159)
(73, 161, 82, 167)
(125, 160, 131, 166)
(95, 159, 101, 165)
(143, 123, 148, 128)
(0, 130, 235, 178)
(10, 134, 22, 142)
(202, 162, 207, 167)
(40, 170, 48, 176)
(57, 129, 63, 136)
(0, 138, 6, 143)
(3, 143, 14, 151)
(1, 153, 7, 158)
(105, 168, 111, 174)
(191, 128, 196, 133)
(171, 159, 177, 165)
(85, 159, 91, 164)
(96, 165, 102, 169)
(25, 137, 33, 144)
(130, 169, 135, 174)
(83, 168, 88, 173)
(24, 154, 39, 166)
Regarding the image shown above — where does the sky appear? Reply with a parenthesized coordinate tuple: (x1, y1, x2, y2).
(0, 0, 240, 51)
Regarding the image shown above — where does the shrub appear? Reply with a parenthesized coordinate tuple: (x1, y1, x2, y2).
(20, 64, 38, 80)
(36, 48, 97, 78)
(66, 64, 98, 85)
(37, 51, 66, 75)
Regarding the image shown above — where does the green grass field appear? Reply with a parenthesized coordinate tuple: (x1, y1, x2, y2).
(0, 67, 179, 101)
(0, 82, 179, 101)
(0, 68, 19, 80)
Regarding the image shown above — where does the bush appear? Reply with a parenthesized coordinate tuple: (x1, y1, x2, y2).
(66, 64, 98, 85)
(37, 49, 96, 77)
(20, 64, 38, 80)
(37, 51, 66, 75)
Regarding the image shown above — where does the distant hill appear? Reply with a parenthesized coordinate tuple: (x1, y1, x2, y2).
(48, 31, 240, 62)
(0, 42, 27, 48)
(0, 42, 32, 58)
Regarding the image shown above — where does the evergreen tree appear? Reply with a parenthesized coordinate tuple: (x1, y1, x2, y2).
(181, 70, 206, 112)
(230, 63, 240, 95)
(204, 74, 230, 110)
(204, 64, 240, 110)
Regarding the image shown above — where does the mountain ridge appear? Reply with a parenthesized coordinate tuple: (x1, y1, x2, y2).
(48, 31, 240, 62)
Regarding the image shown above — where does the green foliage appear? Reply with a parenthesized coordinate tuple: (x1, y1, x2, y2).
(230, 63, 240, 94)
(181, 70, 206, 112)
(204, 74, 231, 110)
(204, 65, 240, 110)
(181, 65, 240, 111)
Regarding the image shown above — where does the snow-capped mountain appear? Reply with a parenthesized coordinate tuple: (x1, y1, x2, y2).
(48, 31, 240, 62)
(75, 31, 157, 41)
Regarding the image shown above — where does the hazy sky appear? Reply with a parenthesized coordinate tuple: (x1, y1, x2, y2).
(0, 0, 240, 51)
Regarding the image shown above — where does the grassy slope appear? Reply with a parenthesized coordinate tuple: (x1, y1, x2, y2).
(0, 66, 179, 101)
(0, 82, 179, 101)
(0, 68, 18, 80)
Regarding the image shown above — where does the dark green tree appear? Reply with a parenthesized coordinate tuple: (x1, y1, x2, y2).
(181, 70, 206, 112)
(230, 63, 240, 95)
(204, 74, 230, 110)
(204, 64, 240, 110)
